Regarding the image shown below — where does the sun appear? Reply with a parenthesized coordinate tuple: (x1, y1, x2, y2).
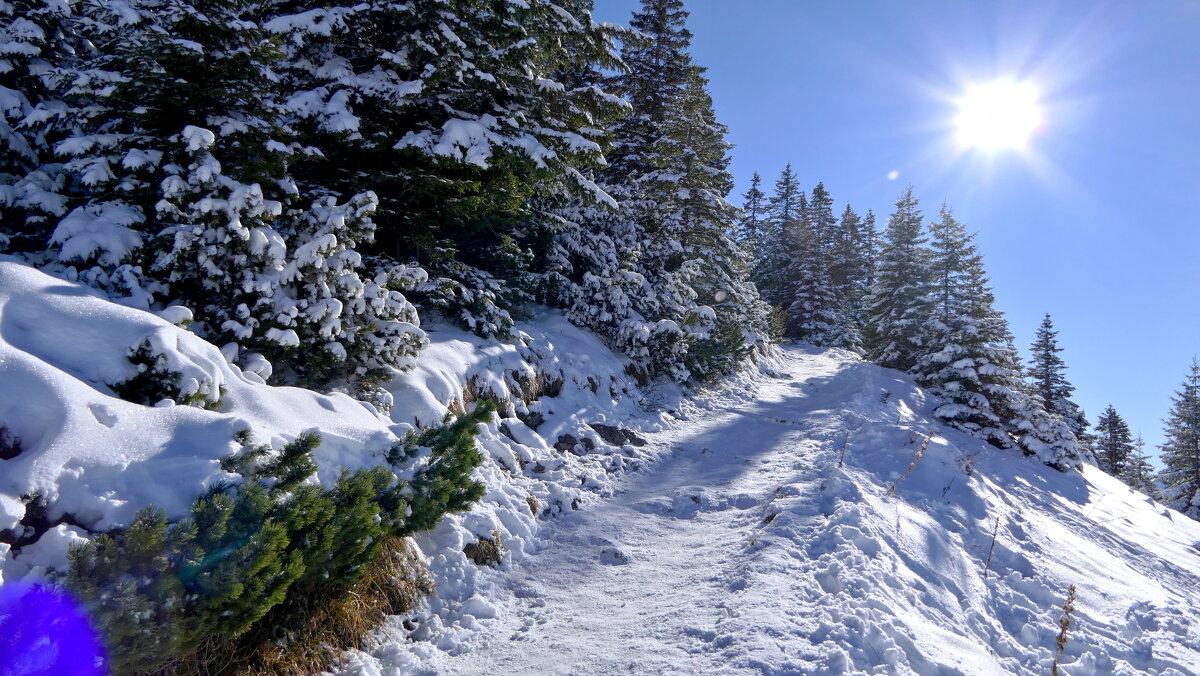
(955, 80, 1043, 151)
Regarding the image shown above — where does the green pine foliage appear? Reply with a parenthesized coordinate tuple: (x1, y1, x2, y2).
(67, 407, 491, 674)
(389, 402, 494, 533)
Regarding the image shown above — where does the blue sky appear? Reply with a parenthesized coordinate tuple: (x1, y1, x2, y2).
(595, 0, 1200, 460)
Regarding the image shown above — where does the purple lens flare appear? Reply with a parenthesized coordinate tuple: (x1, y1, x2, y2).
(0, 581, 107, 675)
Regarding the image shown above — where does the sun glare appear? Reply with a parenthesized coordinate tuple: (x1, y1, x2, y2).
(955, 80, 1043, 151)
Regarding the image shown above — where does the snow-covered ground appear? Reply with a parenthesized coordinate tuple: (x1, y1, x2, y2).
(2, 259, 1198, 675)
(340, 347, 1200, 676)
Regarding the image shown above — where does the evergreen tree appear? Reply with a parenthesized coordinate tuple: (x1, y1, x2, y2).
(1028, 313, 1090, 441)
(17, 1, 429, 405)
(807, 182, 837, 258)
(782, 216, 838, 344)
(735, 172, 766, 256)
(1095, 405, 1135, 477)
(781, 181, 840, 344)
(873, 201, 1082, 470)
(861, 209, 878, 289)
(575, 0, 766, 380)
(1159, 361, 1200, 519)
(265, 0, 622, 336)
(824, 204, 872, 351)
(914, 205, 1014, 446)
(754, 163, 803, 307)
(864, 187, 932, 372)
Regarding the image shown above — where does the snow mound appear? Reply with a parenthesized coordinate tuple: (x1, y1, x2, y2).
(0, 260, 403, 581)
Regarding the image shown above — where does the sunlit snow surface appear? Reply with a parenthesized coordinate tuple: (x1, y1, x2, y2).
(339, 348, 1200, 676)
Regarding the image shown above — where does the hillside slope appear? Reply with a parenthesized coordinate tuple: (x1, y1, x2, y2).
(1, 261, 1197, 675)
(340, 347, 1200, 676)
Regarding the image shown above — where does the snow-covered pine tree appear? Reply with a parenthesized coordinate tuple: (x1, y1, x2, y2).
(665, 68, 769, 377)
(861, 209, 878, 289)
(1028, 313, 1090, 443)
(154, 127, 428, 407)
(735, 172, 766, 257)
(914, 205, 1013, 446)
(863, 187, 932, 372)
(782, 215, 838, 345)
(1123, 434, 1158, 497)
(33, 1, 425, 406)
(808, 182, 838, 259)
(586, 0, 766, 380)
(264, 0, 621, 338)
(782, 181, 840, 344)
(45, 0, 291, 301)
(823, 204, 872, 351)
(754, 163, 804, 308)
(0, 0, 71, 252)
(1094, 404, 1135, 477)
(1159, 361, 1200, 519)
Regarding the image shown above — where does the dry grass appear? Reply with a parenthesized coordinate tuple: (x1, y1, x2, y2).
(164, 536, 434, 676)
(463, 530, 503, 566)
(887, 429, 936, 497)
(1050, 584, 1078, 676)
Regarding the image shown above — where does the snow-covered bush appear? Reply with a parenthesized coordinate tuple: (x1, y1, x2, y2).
(111, 333, 224, 409)
(151, 127, 427, 408)
(67, 410, 491, 674)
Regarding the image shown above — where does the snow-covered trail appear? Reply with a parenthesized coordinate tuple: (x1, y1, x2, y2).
(411, 349, 854, 674)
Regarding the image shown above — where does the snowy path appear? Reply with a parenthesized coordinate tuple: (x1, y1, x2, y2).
(343, 345, 1200, 676)
(422, 349, 851, 674)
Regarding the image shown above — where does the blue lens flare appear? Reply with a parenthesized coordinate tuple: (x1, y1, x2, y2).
(0, 581, 107, 676)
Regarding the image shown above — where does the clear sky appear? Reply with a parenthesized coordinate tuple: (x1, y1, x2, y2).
(595, 0, 1200, 461)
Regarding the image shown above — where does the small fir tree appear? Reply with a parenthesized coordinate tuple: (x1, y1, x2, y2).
(754, 163, 804, 307)
(1123, 434, 1158, 497)
(735, 172, 766, 257)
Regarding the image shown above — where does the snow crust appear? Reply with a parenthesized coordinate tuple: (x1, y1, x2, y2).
(338, 347, 1200, 676)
